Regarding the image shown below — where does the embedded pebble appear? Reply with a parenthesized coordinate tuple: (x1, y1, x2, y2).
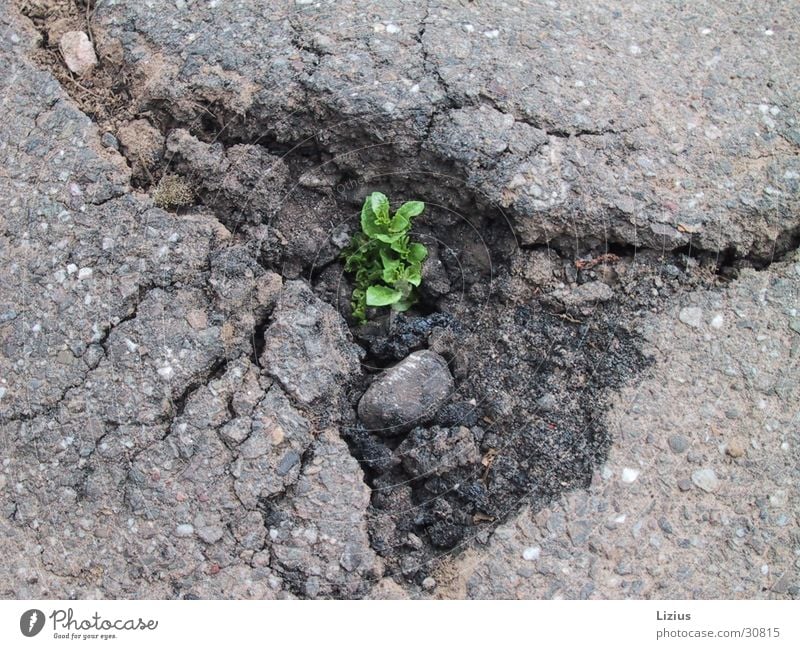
(101, 132, 119, 150)
(691, 468, 720, 493)
(668, 434, 689, 454)
(621, 467, 640, 483)
(679, 306, 703, 328)
(726, 438, 746, 458)
(769, 490, 787, 508)
(157, 365, 175, 380)
(175, 524, 194, 538)
(522, 546, 541, 561)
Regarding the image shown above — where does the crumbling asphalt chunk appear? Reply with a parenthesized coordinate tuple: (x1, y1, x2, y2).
(265, 429, 381, 598)
(261, 280, 362, 410)
(165, 128, 290, 226)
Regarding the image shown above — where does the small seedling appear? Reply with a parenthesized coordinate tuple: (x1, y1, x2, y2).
(342, 192, 428, 323)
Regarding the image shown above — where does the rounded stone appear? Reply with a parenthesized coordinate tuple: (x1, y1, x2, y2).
(357, 350, 454, 436)
(726, 438, 746, 458)
(59, 31, 98, 76)
(421, 577, 436, 590)
(668, 434, 689, 454)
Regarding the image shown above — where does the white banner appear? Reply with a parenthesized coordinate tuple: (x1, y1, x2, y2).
(1, 600, 795, 648)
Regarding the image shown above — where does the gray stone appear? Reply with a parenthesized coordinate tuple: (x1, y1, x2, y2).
(232, 385, 312, 509)
(358, 350, 454, 435)
(668, 434, 689, 454)
(536, 393, 557, 412)
(100, 132, 119, 150)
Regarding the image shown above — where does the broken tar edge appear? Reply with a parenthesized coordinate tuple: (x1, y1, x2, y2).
(50, 608, 158, 632)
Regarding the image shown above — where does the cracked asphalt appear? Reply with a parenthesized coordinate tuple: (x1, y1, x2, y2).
(0, 0, 798, 599)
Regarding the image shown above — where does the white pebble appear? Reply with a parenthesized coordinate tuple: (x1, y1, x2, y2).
(710, 313, 724, 328)
(621, 467, 640, 483)
(157, 365, 174, 380)
(522, 546, 541, 561)
(67, 263, 78, 274)
(483, 29, 500, 38)
(77, 267, 93, 280)
(679, 306, 703, 328)
(175, 524, 194, 538)
(691, 468, 720, 493)
(386, 24, 401, 34)
(628, 44, 641, 55)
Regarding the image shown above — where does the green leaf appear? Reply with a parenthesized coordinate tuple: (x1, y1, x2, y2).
(345, 193, 426, 321)
(395, 201, 425, 220)
(389, 211, 409, 233)
(407, 242, 428, 263)
(374, 232, 404, 244)
(360, 198, 381, 237)
(403, 262, 422, 287)
(351, 288, 367, 323)
(366, 284, 402, 306)
(370, 192, 390, 224)
(380, 249, 402, 284)
(393, 294, 416, 312)
(390, 234, 410, 255)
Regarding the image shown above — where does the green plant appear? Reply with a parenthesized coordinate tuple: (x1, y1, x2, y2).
(342, 192, 428, 323)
